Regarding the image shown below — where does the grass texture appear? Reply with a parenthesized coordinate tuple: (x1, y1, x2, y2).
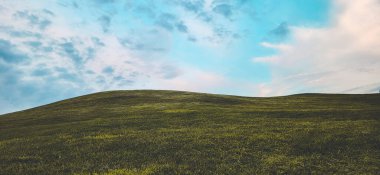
(0, 90, 379, 174)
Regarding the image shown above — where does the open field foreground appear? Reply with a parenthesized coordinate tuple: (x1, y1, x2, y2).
(0, 90, 379, 174)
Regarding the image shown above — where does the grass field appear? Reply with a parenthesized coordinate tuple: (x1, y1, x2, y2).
(0, 90, 379, 174)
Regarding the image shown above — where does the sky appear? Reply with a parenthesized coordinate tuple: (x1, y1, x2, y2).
(1, 0, 380, 114)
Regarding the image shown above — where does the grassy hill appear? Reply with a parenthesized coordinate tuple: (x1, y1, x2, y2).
(0, 90, 379, 174)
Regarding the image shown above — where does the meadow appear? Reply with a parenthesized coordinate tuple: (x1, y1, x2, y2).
(0, 90, 379, 174)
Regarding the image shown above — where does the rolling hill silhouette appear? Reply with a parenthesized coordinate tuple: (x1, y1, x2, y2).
(0, 90, 379, 174)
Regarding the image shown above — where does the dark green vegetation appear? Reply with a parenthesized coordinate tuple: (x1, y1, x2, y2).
(0, 90, 379, 174)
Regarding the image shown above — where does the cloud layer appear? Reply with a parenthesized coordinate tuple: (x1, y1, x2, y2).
(0, 0, 258, 114)
(253, 0, 380, 96)
(1, 0, 378, 114)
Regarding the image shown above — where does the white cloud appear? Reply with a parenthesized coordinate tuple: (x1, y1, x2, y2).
(148, 67, 226, 92)
(254, 0, 380, 96)
(0, 0, 245, 113)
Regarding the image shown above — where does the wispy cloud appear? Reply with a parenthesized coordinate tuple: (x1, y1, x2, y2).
(1, 0, 254, 114)
(2, 0, 374, 114)
(254, 0, 380, 96)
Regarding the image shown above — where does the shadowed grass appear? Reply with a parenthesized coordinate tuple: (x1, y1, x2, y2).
(0, 90, 379, 174)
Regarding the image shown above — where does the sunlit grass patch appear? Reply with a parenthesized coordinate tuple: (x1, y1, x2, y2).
(163, 109, 195, 113)
(75, 164, 171, 175)
(84, 134, 122, 140)
(16, 155, 42, 162)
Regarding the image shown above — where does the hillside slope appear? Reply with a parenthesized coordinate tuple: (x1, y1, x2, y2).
(0, 90, 379, 174)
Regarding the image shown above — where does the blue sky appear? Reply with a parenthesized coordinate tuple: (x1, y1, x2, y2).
(1, 0, 380, 114)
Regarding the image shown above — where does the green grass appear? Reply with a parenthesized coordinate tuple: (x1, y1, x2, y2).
(0, 90, 379, 174)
